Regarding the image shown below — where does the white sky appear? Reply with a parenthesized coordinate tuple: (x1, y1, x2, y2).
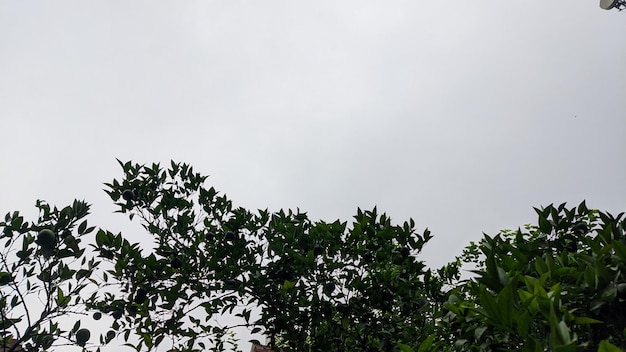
(1, 1, 625, 350)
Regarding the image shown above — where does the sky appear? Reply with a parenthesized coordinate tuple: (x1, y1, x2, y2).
(1, 0, 625, 350)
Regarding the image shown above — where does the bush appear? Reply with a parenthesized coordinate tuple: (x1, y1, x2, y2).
(443, 202, 626, 351)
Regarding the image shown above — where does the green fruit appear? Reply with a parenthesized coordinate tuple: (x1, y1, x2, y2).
(111, 310, 123, 320)
(617, 283, 626, 298)
(225, 231, 236, 241)
(76, 328, 90, 346)
(363, 253, 373, 264)
(37, 229, 56, 249)
(92, 312, 102, 320)
(400, 247, 410, 258)
(0, 272, 12, 285)
(170, 257, 182, 269)
(121, 189, 135, 201)
(225, 279, 238, 290)
(205, 232, 215, 241)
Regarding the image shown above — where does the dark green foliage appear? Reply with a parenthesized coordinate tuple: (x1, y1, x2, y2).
(92, 160, 444, 352)
(2, 159, 624, 352)
(169, 256, 182, 269)
(442, 202, 626, 351)
(313, 244, 325, 257)
(0, 199, 100, 351)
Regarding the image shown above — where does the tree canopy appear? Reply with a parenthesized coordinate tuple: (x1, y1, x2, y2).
(1, 160, 625, 352)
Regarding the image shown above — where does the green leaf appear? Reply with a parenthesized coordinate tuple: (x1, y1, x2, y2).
(613, 240, 626, 260)
(474, 326, 487, 340)
(572, 316, 602, 325)
(78, 220, 88, 234)
(601, 282, 617, 302)
(497, 283, 515, 328)
(95, 230, 108, 247)
(417, 335, 436, 352)
(534, 256, 548, 275)
(479, 289, 501, 324)
(398, 342, 414, 352)
(0, 317, 21, 329)
(555, 320, 571, 345)
(282, 280, 295, 291)
(57, 287, 70, 308)
(538, 213, 553, 234)
(598, 340, 622, 352)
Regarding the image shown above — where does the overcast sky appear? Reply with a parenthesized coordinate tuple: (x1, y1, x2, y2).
(1, 0, 625, 349)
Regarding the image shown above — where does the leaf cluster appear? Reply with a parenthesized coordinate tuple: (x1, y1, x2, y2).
(0, 200, 99, 351)
(90, 160, 442, 352)
(2, 160, 625, 352)
(443, 202, 626, 351)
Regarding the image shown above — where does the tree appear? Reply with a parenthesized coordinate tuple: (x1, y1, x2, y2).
(442, 202, 626, 351)
(89, 160, 451, 352)
(3, 160, 625, 352)
(0, 200, 101, 352)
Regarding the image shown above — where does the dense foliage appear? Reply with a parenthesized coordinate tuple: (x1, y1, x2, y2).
(443, 202, 626, 352)
(0, 160, 624, 352)
(90, 160, 451, 352)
